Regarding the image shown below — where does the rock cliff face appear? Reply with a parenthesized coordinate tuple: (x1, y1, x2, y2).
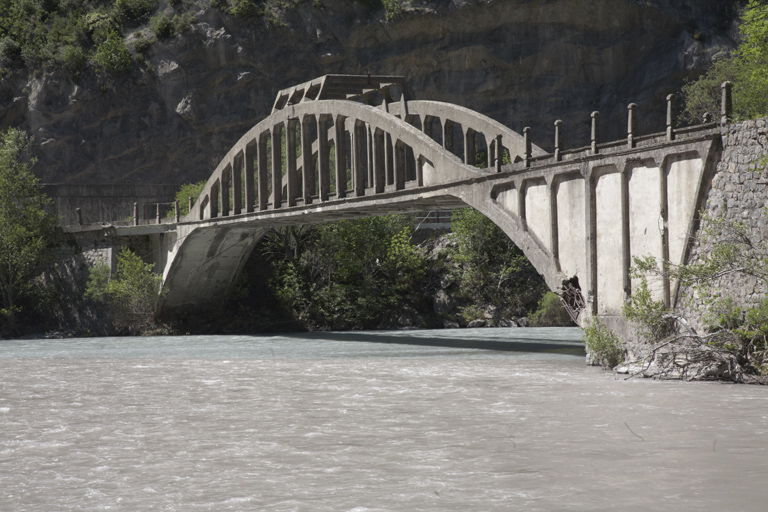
(0, 0, 741, 185)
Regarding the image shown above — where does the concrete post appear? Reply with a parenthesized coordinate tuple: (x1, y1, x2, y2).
(444, 120, 454, 154)
(367, 124, 374, 188)
(495, 134, 503, 172)
(301, 116, 314, 205)
(354, 120, 366, 197)
(335, 116, 347, 198)
(394, 140, 406, 190)
(258, 134, 269, 210)
(523, 127, 531, 168)
(272, 124, 283, 208)
(464, 129, 476, 166)
(231, 158, 242, 215)
(76, 207, 82, 226)
(627, 103, 637, 148)
(591, 112, 600, 154)
(721, 81, 732, 124)
(244, 143, 255, 213)
(133, 202, 138, 226)
(659, 164, 671, 307)
(666, 94, 675, 141)
(317, 115, 330, 201)
(286, 118, 298, 207)
(554, 120, 563, 162)
(220, 167, 230, 217)
(174, 200, 180, 223)
(384, 132, 394, 186)
(373, 129, 385, 193)
(156, 203, 161, 224)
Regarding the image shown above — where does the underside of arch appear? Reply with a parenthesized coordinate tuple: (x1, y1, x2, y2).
(158, 225, 268, 319)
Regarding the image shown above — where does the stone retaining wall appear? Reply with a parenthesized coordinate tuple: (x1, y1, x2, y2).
(676, 118, 768, 332)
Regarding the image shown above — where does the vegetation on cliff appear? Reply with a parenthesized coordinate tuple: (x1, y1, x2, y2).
(682, 0, 768, 122)
(0, 0, 405, 79)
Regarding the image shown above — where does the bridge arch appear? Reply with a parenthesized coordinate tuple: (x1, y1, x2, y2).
(156, 75, 720, 327)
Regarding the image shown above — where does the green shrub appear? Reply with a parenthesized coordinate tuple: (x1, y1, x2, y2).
(583, 319, 624, 368)
(59, 45, 88, 79)
(167, 180, 207, 218)
(682, 0, 768, 122)
(94, 31, 132, 74)
(622, 270, 673, 343)
(449, 208, 546, 318)
(383, 0, 402, 21)
(0, 37, 23, 68)
(172, 13, 194, 34)
(151, 13, 174, 39)
(86, 12, 120, 45)
(133, 35, 152, 54)
(115, 0, 159, 21)
(231, 0, 262, 17)
(85, 247, 167, 334)
(530, 291, 573, 326)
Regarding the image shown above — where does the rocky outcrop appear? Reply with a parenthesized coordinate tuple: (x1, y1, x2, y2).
(0, 0, 741, 186)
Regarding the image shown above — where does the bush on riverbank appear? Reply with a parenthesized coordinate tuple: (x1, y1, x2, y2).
(615, 209, 768, 383)
(86, 247, 167, 335)
(530, 292, 574, 327)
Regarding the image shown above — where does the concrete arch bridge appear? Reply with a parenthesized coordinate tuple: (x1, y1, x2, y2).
(137, 75, 720, 326)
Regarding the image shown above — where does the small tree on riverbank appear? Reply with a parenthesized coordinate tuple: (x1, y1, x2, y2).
(86, 247, 167, 334)
(621, 210, 768, 382)
(0, 128, 56, 338)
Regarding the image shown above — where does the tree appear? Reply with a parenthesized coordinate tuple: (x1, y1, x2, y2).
(448, 208, 546, 319)
(0, 128, 56, 337)
(85, 247, 167, 334)
(682, 0, 768, 122)
(169, 180, 206, 218)
(265, 215, 427, 329)
(623, 209, 768, 381)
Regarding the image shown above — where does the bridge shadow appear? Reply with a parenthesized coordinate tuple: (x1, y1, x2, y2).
(272, 329, 586, 356)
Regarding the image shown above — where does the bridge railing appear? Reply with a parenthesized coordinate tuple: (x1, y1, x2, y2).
(178, 80, 734, 227)
(509, 89, 730, 171)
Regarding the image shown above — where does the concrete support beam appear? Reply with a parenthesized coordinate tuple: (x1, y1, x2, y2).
(334, 115, 348, 198)
(271, 124, 283, 208)
(302, 115, 315, 205)
(373, 128, 386, 193)
(354, 120, 367, 197)
(258, 134, 269, 211)
(286, 119, 299, 207)
(317, 115, 331, 201)
(244, 143, 255, 213)
(464, 129, 475, 166)
(232, 154, 243, 215)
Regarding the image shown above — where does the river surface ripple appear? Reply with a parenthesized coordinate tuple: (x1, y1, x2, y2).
(1, 327, 766, 511)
